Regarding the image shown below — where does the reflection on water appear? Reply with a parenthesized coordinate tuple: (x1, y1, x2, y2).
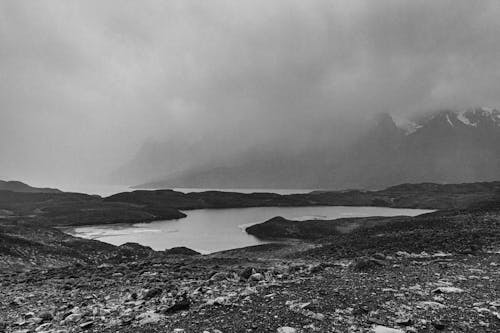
(65, 206, 433, 254)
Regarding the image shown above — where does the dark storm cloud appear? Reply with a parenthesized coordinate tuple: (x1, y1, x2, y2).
(1, 0, 500, 186)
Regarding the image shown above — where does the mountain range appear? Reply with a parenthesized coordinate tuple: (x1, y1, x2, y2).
(0, 180, 61, 193)
(115, 107, 500, 190)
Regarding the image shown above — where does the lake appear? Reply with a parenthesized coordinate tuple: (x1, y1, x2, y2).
(65, 206, 433, 254)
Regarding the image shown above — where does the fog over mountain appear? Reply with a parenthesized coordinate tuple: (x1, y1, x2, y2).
(125, 108, 500, 189)
(2, 1, 500, 189)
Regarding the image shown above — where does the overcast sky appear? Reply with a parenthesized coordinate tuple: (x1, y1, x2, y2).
(1, 0, 500, 188)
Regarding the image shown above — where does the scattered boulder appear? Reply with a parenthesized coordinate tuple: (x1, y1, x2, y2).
(395, 318, 413, 326)
(136, 311, 164, 326)
(209, 272, 228, 282)
(239, 267, 255, 280)
(372, 325, 404, 333)
(431, 321, 447, 330)
(143, 287, 163, 300)
(249, 273, 264, 281)
(62, 313, 82, 324)
(79, 321, 94, 330)
(165, 296, 190, 313)
(38, 312, 53, 322)
(352, 257, 385, 271)
(240, 286, 258, 297)
(432, 286, 464, 294)
(372, 253, 386, 260)
(417, 301, 446, 310)
(35, 322, 51, 332)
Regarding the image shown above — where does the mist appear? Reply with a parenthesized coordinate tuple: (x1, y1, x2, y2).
(1, 0, 500, 189)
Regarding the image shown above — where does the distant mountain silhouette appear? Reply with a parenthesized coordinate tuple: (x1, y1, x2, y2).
(329, 107, 500, 188)
(124, 107, 500, 190)
(0, 180, 61, 193)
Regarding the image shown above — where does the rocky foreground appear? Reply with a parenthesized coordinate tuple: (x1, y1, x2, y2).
(0, 248, 499, 333)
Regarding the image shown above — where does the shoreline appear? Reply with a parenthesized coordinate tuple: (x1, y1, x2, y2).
(58, 206, 432, 254)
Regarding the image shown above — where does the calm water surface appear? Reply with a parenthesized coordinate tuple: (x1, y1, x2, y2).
(66, 206, 433, 253)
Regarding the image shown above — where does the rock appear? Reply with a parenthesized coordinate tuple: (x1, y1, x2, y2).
(353, 257, 385, 271)
(209, 272, 228, 282)
(352, 304, 370, 316)
(431, 321, 447, 330)
(12, 297, 25, 306)
(417, 301, 446, 310)
(79, 321, 94, 330)
(249, 273, 264, 281)
(372, 253, 386, 260)
(277, 327, 297, 333)
(287, 300, 325, 321)
(239, 267, 254, 280)
(309, 263, 325, 274)
(368, 317, 385, 325)
(165, 297, 190, 313)
(63, 313, 82, 323)
(211, 296, 229, 306)
(38, 312, 53, 322)
(490, 300, 500, 307)
(432, 286, 464, 294)
(23, 312, 35, 319)
(35, 323, 51, 332)
(240, 286, 258, 297)
(136, 311, 164, 325)
(143, 287, 163, 300)
(308, 312, 325, 321)
(395, 318, 413, 326)
(31, 317, 43, 325)
(372, 325, 404, 333)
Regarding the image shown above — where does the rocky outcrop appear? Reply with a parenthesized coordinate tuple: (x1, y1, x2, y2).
(0, 190, 186, 227)
(245, 215, 404, 239)
(165, 247, 201, 256)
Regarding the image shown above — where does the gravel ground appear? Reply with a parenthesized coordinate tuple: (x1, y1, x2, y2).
(1, 250, 499, 333)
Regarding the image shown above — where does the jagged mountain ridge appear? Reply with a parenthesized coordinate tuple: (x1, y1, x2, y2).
(330, 107, 500, 188)
(131, 107, 500, 190)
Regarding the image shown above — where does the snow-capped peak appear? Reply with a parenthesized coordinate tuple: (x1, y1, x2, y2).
(393, 116, 422, 135)
(445, 114, 455, 127)
(460, 107, 500, 127)
(456, 110, 477, 126)
(397, 107, 500, 134)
